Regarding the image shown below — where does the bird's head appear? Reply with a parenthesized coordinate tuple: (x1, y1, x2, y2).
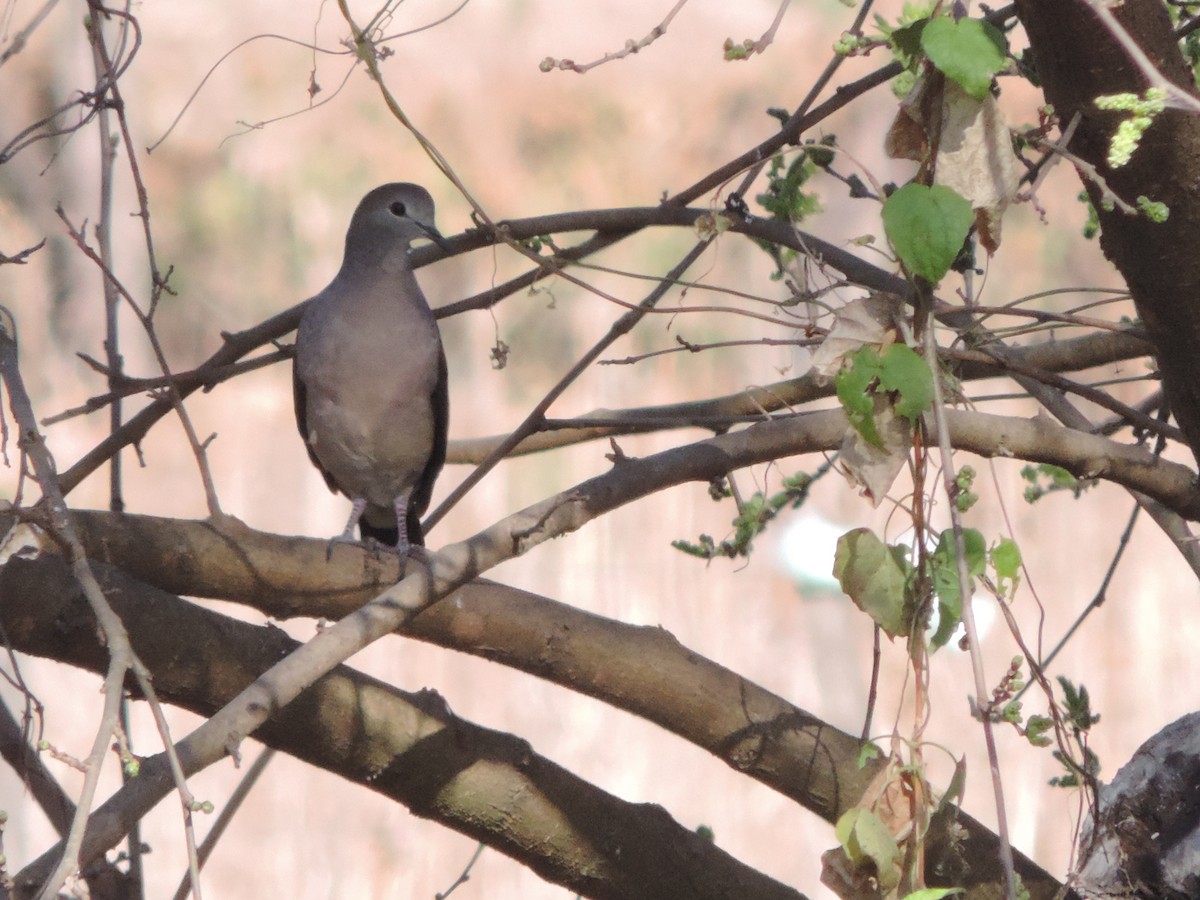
(347, 183, 450, 256)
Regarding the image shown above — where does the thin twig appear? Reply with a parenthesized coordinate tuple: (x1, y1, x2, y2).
(0, 240, 46, 265)
(1020, 504, 1141, 704)
(922, 322, 1018, 900)
(0, 311, 197, 900)
(42, 350, 288, 427)
(56, 208, 223, 517)
(0, 0, 62, 68)
(86, 8, 142, 895)
(423, 238, 715, 533)
(0, 699, 73, 837)
(0, 0, 139, 165)
(1024, 130, 1140, 216)
(434, 842, 486, 899)
(540, 0, 689, 73)
(170, 748, 276, 900)
(600, 335, 820, 366)
(148, 35, 354, 153)
(946, 347, 1180, 443)
(723, 0, 792, 62)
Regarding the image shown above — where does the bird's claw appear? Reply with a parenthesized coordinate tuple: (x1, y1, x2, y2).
(324, 529, 358, 562)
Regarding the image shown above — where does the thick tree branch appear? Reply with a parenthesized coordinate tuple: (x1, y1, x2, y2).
(5, 396, 1194, 897)
(31, 511, 878, 821)
(0, 542, 1069, 899)
(9, 396, 1171, 895)
(0, 555, 806, 900)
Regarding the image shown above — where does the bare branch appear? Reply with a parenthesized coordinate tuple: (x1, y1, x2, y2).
(423, 239, 715, 534)
(0, 240, 46, 266)
(0, 0, 62, 68)
(539, 0, 689, 73)
(0, 310, 195, 900)
(447, 328, 1155, 463)
(41, 350, 288, 427)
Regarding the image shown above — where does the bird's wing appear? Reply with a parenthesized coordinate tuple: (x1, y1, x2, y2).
(292, 349, 340, 496)
(406, 339, 449, 545)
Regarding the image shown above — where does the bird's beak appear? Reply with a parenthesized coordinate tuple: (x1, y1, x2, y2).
(416, 221, 453, 253)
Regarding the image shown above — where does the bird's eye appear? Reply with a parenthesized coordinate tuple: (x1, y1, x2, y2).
(389, 201, 407, 217)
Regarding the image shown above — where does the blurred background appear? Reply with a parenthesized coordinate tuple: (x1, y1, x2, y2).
(1, 0, 1196, 896)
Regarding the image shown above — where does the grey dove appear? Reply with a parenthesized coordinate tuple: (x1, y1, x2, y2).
(293, 183, 449, 555)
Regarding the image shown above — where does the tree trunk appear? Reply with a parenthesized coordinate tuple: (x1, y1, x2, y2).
(1018, 0, 1200, 468)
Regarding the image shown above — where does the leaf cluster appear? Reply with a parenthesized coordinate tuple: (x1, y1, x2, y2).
(1049, 677, 1102, 789)
(832, 527, 1021, 653)
(1020, 463, 1093, 503)
(835, 343, 934, 448)
(671, 470, 819, 561)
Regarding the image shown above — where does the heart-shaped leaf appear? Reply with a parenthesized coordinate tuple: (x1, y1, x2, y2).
(883, 183, 973, 284)
(921, 17, 1007, 100)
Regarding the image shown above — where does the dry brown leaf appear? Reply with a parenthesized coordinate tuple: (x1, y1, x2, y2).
(885, 74, 936, 162)
(839, 400, 912, 508)
(885, 72, 1022, 254)
(809, 293, 906, 383)
(935, 80, 1022, 254)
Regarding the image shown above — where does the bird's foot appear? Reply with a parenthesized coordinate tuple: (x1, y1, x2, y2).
(324, 526, 359, 562)
(394, 535, 411, 559)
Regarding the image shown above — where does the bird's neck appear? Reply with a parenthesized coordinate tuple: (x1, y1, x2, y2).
(325, 253, 427, 320)
(337, 241, 418, 285)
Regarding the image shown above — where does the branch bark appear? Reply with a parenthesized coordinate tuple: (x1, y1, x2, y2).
(447, 328, 1154, 463)
(8, 389, 1195, 897)
(0, 554, 806, 900)
(0, 543, 1070, 899)
(1017, 0, 1200, 464)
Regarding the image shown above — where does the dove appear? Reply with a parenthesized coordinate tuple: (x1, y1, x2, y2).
(293, 183, 449, 555)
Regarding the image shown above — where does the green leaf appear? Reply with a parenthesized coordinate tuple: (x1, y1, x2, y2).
(833, 528, 913, 637)
(990, 537, 1022, 596)
(1025, 714, 1054, 748)
(878, 343, 934, 421)
(921, 17, 1007, 99)
(755, 152, 822, 222)
(857, 742, 882, 768)
(835, 808, 902, 891)
(929, 528, 985, 650)
(1020, 462, 1091, 502)
(903, 889, 965, 900)
(1136, 194, 1170, 223)
(882, 183, 974, 283)
(889, 19, 927, 66)
(935, 755, 967, 815)
(1058, 677, 1100, 731)
(836, 346, 885, 446)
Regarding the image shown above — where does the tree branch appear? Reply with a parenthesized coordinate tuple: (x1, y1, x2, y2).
(7, 398, 1196, 894)
(445, 328, 1155, 463)
(0, 554, 806, 900)
(53, 202, 1153, 498)
(0, 537, 1071, 899)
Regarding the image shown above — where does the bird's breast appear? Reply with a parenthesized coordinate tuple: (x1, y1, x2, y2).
(296, 295, 443, 505)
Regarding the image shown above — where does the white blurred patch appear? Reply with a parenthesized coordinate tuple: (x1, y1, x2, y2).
(777, 513, 846, 592)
